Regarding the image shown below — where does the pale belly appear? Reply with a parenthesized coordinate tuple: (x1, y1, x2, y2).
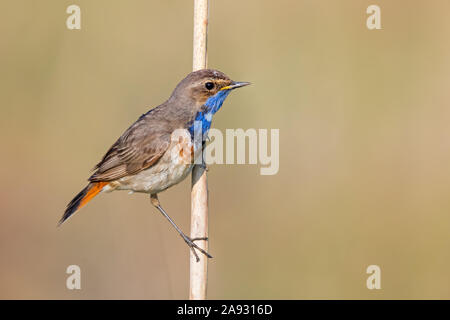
(103, 129, 197, 194)
(116, 161, 194, 194)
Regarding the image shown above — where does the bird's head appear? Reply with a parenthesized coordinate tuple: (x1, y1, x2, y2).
(170, 69, 250, 114)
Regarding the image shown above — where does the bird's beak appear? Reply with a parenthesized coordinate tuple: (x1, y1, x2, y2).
(220, 81, 251, 91)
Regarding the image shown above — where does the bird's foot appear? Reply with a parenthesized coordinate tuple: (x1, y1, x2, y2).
(182, 236, 212, 262)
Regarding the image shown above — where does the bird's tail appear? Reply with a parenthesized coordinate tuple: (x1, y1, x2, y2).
(59, 182, 108, 226)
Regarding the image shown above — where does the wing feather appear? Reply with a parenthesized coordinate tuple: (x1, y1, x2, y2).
(89, 111, 172, 182)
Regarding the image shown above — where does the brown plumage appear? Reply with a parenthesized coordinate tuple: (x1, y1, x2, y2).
(61, 69, 250, 260)
(89, 69, 232, 182)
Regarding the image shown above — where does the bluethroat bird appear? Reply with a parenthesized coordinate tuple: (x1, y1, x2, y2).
(60, 69, 250, 261)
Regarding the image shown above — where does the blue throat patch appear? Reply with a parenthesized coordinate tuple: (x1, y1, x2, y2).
(188, 90, 231, 139)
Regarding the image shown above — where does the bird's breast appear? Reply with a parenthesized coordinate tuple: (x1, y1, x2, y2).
(188, 111, 213, 140)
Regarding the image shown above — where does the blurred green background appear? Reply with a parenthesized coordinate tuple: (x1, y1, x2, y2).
(1, 0, 450, 299)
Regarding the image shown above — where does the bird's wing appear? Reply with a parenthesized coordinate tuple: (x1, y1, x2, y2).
(89, 114, 172, 182)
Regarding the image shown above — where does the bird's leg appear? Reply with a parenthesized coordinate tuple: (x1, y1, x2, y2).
(150, 194, 212, 262)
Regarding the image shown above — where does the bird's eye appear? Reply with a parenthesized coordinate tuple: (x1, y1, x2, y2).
(205, 82, 215, 90)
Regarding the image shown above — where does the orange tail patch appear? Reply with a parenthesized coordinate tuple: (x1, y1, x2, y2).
(79, 182, 108, 209)
(59, 182, 108, 225)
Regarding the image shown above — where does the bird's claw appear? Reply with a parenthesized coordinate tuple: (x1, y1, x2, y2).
(183, 236, 212, 262)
